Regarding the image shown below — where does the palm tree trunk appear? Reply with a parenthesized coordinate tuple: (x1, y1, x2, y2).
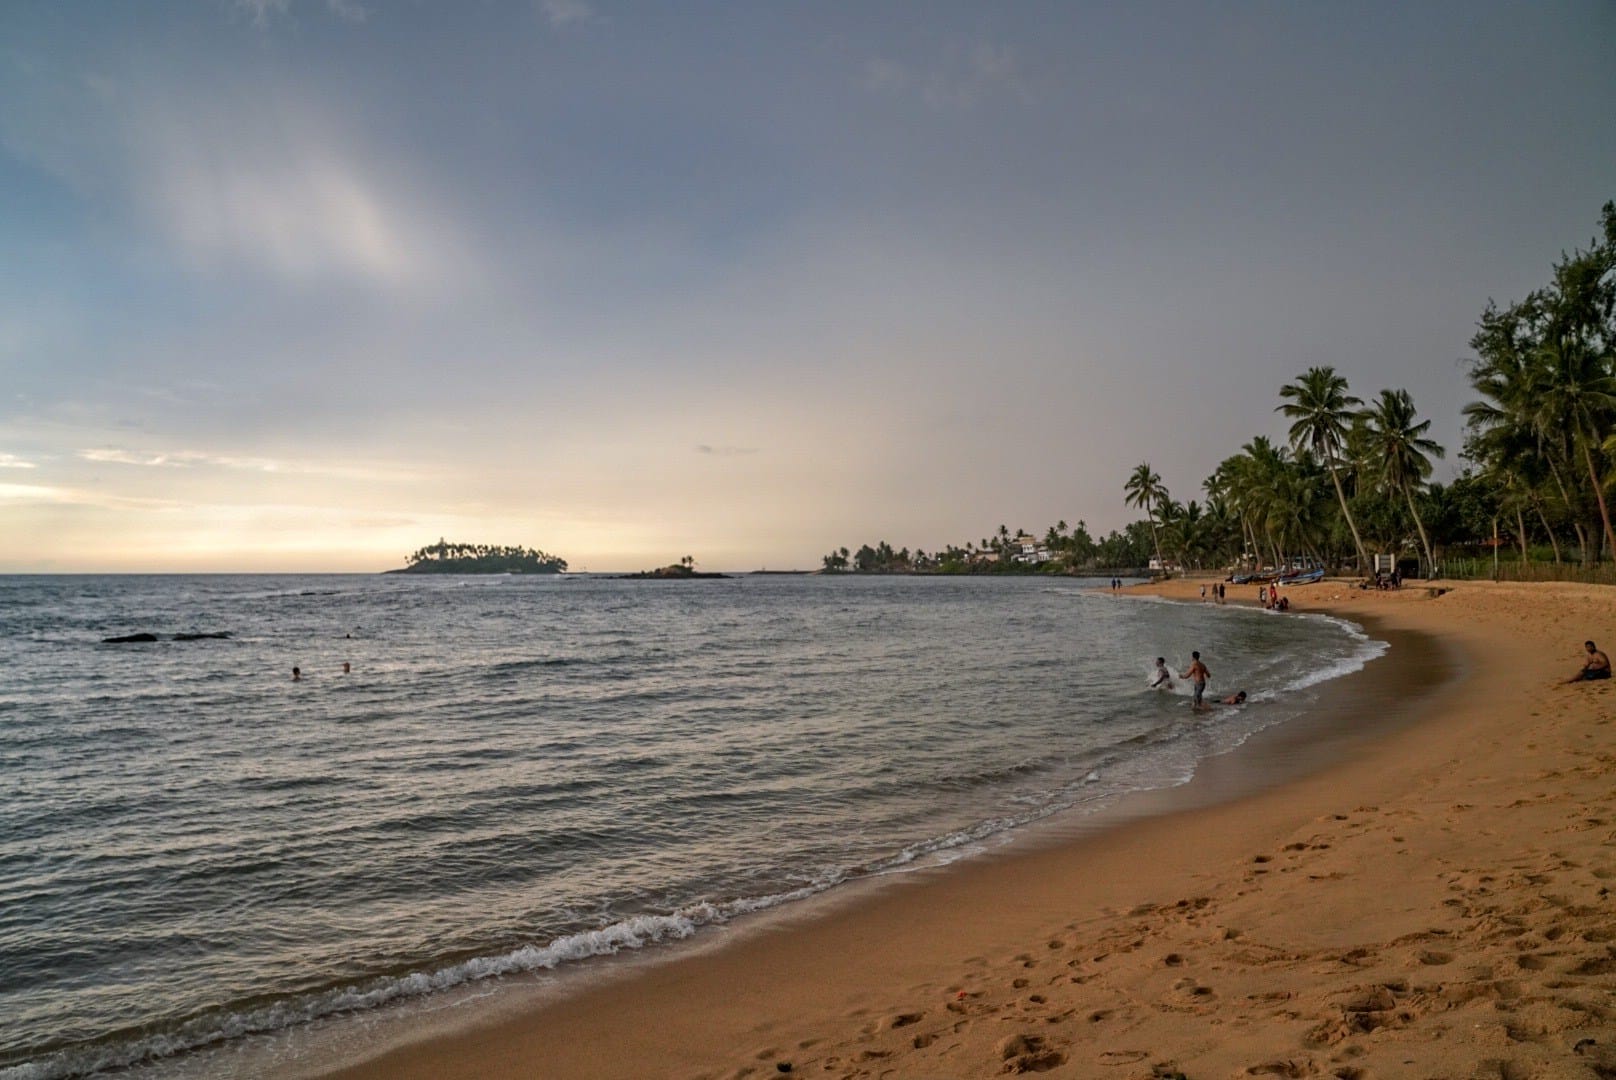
(1326, 461, 1369, 571)
(1402, 482, 1434, 579)
(1516, 506, 1530, 565)
(1532, 499, 1563, 564)
(1582, 439, 1616, 562)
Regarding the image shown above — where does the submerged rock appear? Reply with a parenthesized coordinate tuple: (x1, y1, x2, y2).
(102, 632, 159, 643)
(173, 632, 232, 641)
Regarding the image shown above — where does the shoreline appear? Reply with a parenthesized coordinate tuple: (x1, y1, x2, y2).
(301, 578, 1616, 1079)
(272, 595, 1423, 1080)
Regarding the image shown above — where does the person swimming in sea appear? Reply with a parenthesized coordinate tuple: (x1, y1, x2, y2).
(1217, 690, 1248, 705)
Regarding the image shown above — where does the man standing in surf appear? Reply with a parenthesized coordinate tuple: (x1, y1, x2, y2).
(1181, 650, 1210, 711)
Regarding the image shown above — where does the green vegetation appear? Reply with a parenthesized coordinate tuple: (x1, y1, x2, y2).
(1126, 201, 1616, 581)
(821, 519, 1155, 575)
(824, 201, 1616, 582)
(394, 539, 568, 574)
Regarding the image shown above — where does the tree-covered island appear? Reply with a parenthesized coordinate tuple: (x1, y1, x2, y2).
(388, 539, 568, 574)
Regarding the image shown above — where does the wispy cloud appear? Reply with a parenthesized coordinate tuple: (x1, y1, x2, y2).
(146, 142, 437, 285)
(541, 0, 596, 29)
(0, 453, 36, 469)
(1, 64, 468, 289)
(78, 447, 427, 483)
(234, 0, 367, 27)
(695, 444, 759, 457)
(862, 40, 1033, 109)
(0, 481, 179, 510)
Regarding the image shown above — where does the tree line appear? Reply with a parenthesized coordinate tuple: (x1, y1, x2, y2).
(823, 201, 1615, 578)
(1126, 201, 1616, 577)
(821, 519, 1157, 574)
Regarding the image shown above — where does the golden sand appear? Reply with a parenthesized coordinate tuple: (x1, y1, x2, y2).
(316, 579, 1616, 1079)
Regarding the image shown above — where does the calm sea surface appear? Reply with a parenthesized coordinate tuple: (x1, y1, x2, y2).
(0, 574, 1384, 1078)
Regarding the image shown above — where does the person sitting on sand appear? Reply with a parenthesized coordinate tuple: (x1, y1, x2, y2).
(1218, 690, 1248, 705)
(1566, 640, 1611, 682)
(1150, 657, 1174, 690)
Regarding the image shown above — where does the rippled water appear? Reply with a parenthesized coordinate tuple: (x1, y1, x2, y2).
(0, 573, 1383, 1078)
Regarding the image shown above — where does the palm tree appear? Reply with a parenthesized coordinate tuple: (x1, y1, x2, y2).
(1532, 336, 1616, 561)
(1361, 388, 1445, 576)
(1278, 366, 1369, 571)
(1465, 298, 1590, 563)
(1123, 462, 1167, 569)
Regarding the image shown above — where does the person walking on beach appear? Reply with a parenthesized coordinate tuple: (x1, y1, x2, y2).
(1566, 641, 1611, 682)
(1181, 650, 1210, 710)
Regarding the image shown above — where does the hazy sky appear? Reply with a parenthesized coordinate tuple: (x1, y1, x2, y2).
(2, 2, 1613, 572)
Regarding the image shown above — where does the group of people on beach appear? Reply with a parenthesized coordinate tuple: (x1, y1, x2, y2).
(1151, 652, 1245, 711)
(1256, 585, 1290, 612)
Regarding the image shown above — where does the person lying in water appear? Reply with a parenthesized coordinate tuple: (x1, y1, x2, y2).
(1217, 690, 1248, 705)
(1566, 641, 1611, 682)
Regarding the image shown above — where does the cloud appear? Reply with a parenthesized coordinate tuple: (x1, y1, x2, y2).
(862, 39, 1033, 109)
(0, 481, 178, 510)
(541, 0, 596, 28)
(695, 444, 759, 457)
(77, 446, 428, 483)
(233, 0, 367, 26)
(0, 61, 469, 289)
(146, 142, 437, 285)
(0, 454, 36, 469)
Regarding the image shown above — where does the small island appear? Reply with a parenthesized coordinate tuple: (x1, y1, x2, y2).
(619, 556, 729, 580)
(387, 539, 568, 575)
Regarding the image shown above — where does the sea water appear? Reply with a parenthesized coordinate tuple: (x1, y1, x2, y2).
(0, 573, 1384, 1078)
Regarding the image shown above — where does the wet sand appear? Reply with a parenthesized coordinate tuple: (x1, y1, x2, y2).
(313, 579, 1616, 1079)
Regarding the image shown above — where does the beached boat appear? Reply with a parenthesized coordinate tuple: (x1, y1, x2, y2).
(1276, 567, 1324, 586)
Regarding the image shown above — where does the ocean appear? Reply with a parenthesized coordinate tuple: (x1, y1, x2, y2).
(0, 573, 1386, 1079)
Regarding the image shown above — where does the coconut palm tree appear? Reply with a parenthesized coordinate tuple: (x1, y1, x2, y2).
(1278, 366, 1369, 571)
(1531, 336, 1616, 561)
(1361, 388, 1445, 576)
(1123, 462, 1167, 569)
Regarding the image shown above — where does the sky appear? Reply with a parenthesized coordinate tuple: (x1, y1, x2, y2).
(1, 1, 1613, 572)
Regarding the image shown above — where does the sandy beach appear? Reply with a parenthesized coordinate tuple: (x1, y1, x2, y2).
(318, 579, 1616, 1080)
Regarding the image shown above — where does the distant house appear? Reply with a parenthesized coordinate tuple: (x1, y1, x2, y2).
(1012, 534, 1052, 565)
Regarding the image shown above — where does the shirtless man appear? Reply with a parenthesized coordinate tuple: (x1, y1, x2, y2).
(1567, 640, 1611, 682)
(1218, 690, 1247, 705)
(1181, 650, 1210, 710)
